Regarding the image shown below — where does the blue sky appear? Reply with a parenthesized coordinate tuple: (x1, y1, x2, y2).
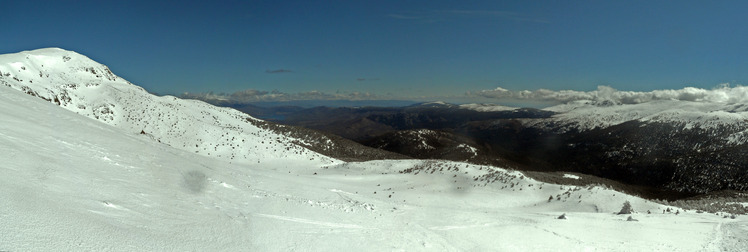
(3, 0, 748, 101)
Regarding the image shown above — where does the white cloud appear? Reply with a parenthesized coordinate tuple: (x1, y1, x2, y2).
(181, 89, 381, 103)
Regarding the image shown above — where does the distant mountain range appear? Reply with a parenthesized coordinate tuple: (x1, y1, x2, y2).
(214, 96, 748, 197)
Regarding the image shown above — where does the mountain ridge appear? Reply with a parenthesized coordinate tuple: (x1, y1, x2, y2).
(0, 48, 403, 164)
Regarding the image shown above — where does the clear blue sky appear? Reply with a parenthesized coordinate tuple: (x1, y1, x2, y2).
(3, 0, 748, 99)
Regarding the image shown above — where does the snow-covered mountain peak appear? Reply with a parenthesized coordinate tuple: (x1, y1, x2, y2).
(4, 47, 85, 62)
(0, 48, 341, 165)
(0, 47, 123, 84)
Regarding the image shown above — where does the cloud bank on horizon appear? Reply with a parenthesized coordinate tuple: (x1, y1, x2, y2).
(474, 84, 748, 105)
(182, 84, 748, 106)
(179, 84, 748, 105)
(180, 89, 382, 104)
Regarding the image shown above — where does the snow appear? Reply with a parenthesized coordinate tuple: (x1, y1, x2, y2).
(459, 103, 517, 112)
(415, 101, 455, 108)
(425, 101, 448, 105)
(0, 48, 341, 165)
(563, 174, 581, 180)
(533, 99, 748, 138)
(457, 143, 478, 157)
(1, 48, 746, 251)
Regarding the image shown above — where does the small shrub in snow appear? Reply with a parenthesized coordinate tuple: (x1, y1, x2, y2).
(618, 201, 633, 215)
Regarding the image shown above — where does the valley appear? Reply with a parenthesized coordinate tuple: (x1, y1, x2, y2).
(227, 98, 748, 198)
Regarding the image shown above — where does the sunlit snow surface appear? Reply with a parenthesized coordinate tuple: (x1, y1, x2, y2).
(1, 49, 747, 251)
(0, 48, 339, 165)
(534, 99, 748, 137)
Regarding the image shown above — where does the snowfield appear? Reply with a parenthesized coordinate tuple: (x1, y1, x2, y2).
(531, 99, 748, 138)
(1, 48, 747, 251)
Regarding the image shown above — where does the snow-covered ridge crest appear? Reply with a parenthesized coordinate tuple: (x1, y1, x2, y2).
(486, 86, 748, 142)
(0, 48, 339, 164)
(479, 85, 748, 105)
(0, 48, 138, 104)
(530, 100, 748, 133)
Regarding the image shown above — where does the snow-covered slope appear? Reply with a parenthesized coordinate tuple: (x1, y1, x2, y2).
(0, 48, 338, 164)
(503, 98, 748, 193)
(2, 87, 745, 251)
(534, 99, 748, 140)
